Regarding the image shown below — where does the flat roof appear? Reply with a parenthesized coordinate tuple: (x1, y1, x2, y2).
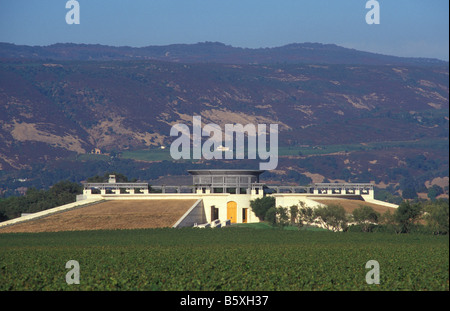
(187, 169, 265, 176)
(83, 182, 148, 189)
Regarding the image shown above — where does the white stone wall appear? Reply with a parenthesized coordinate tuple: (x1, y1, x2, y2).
(271, 194, 327, 210)
(173, 199, 206, 228)
(199, 193, 263, 223)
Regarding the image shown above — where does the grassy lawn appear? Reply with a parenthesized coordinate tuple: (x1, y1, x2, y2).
(118, 138, 449, 162)
(120, 148, 173, 161)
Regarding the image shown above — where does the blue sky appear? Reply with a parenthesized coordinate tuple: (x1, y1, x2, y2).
(0, 0, 448, 60)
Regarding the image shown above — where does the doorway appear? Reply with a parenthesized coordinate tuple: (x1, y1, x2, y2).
(227, 201, 237, 223)
(211, 206, 219, 221)
(242, 208, 248, 223)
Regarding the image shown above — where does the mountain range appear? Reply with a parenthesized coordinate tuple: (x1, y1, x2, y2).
(0, 42, 448, 198)
(1, 41, 447, 65)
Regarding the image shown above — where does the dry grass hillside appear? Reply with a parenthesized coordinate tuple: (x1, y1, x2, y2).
(0, 199, 197, 233)
(312, 199, 397, 214)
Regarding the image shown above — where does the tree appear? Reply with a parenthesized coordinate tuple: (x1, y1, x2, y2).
(314, 204, 348, 232)
(289, 205, 299, 225)
(275, 207, 290, 227)
(250, 196, 275, 221)
(395, 201, 422, 233)
(0, 181, 83, 220)
(86, 175, 106, 183)
(86, 172, 131, 183)
(50, 180, 82, 194)
(265, 206, 277, 225)
(423, 199, 449, 235)
(49, 180, 83, 208)
(379, 209, 400, 233)
(427, 185, 444, 201)
(352, 205, 380, 232)
(402, 187, 418, 200)
(263, 206, 290, 227)
(0, 210, 7, 222)
(297, 202, 315, 228)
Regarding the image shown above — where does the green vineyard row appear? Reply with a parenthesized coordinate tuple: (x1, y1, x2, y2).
(0, 228, 448, 291)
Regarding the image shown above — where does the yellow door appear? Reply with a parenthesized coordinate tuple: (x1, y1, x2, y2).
(227, 201, 237, 223)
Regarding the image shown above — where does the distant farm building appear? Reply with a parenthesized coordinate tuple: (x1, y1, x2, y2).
(91, 148, 102, 154)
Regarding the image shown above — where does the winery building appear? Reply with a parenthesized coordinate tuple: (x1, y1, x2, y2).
(77, 169, 395, 227)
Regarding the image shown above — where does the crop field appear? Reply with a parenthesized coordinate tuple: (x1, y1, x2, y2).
(0, 227, 448, 291)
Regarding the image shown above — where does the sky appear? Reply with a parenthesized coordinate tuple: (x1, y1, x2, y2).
(0, 0, 448, 61)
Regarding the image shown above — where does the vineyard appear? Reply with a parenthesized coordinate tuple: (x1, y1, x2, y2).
(0, 227, 448, 291)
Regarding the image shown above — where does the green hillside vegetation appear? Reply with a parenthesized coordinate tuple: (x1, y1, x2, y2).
(0, 181, 82, 221)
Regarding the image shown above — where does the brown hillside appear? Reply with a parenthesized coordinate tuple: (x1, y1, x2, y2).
(312, 199, 397, 214)
(0, 199, 197, 233)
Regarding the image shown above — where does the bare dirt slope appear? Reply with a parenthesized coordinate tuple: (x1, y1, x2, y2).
(312, 199, 397, 214)
(0, 199, 197, 233)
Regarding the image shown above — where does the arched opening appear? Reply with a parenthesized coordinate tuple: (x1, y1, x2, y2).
(227, 201, 237, 223)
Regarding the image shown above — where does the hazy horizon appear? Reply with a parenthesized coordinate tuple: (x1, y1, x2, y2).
(1, 0, 448, 61)
(2, 40, 448, 63)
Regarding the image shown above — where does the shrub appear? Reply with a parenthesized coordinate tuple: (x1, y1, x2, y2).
(264, 206, 277, 225)
(298, 204, 315, 228)
(276, 207, 290, 227)
(250, 196, 275, 221)
(352, 205, 380, 232)
(423, 199, 449, 235)
(313, 204, 349, 232)
(395, 201, 423, 233)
